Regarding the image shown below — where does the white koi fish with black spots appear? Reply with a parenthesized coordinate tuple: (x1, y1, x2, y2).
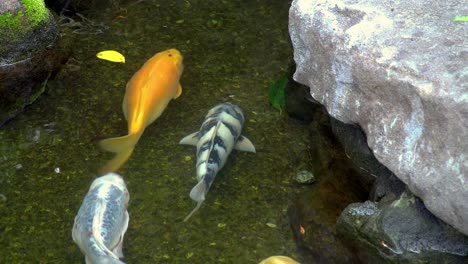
(179, 102, 255, 221)
(72, 173, 129, 264)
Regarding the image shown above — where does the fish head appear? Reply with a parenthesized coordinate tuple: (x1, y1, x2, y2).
(207, 102, 245, 125)
(90, 173, 129, 199)
(161, 48, 184, 73)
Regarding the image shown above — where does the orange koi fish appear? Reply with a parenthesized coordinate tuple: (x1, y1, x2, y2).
(99, 49, 184, 173)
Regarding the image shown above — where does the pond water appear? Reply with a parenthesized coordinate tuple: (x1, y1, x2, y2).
(0, 1, 364, 263)
(0, 0, 372, 263)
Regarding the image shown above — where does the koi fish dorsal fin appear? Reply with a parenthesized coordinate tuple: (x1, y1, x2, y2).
(235, 135, 256, 153)
(174, 84, 182, 99)
(184, 180, 206, 221)
(179, 132, 199, 146)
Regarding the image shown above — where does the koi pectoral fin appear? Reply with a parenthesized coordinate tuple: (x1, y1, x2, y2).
(179, 132, 199, 146)
(174, 84, 182, 99)
(235, 135, 256, 153)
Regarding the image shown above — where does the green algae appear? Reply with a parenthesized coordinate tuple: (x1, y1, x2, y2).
(0, 11, 23, 30)
(22, 0, 49, 25)
(0, 0, 50, 42)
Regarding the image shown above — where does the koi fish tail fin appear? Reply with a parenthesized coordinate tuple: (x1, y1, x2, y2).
(98, 147, 134, 174)
(98, 133, 141, 174)
(183, 200, 203, 222)
(99, 132, 142, 153)
(183, 181, 207, 222)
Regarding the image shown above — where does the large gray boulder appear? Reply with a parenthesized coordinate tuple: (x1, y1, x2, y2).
(288, 0, 468, 235)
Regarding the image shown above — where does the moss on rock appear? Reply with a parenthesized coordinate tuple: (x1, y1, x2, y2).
(0, 0, 66, 126)
(0, 11, 23, 30)
(0, 0, 50, 43)
(23, 0, 49, 24)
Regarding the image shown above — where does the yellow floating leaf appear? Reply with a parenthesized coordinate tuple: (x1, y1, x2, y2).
(96, 50, 125, 63)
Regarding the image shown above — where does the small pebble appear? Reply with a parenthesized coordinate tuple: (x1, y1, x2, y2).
(294, 170, 316, 184)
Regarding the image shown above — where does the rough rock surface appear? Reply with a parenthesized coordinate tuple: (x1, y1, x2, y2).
(337, 191, 468, 263)
(0, 1, 68, 127)
(289, 0, 468, 235)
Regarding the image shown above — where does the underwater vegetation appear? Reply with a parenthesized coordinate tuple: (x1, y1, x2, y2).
(58, 12, 110, 35)
(268, 76, 288, 112)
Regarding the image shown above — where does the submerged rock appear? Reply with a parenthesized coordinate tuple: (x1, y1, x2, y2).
(294, 170, 316, 184)
(289, 0, 468, 235)
(0, 0, 68, 127)
(337, 191, 468, 263)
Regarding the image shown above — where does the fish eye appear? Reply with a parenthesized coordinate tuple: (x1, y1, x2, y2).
(168, 53, 172, 57)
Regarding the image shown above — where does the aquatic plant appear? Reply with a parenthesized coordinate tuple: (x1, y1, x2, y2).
(58, 13, 109, 35)
(268, 76, 288, 112)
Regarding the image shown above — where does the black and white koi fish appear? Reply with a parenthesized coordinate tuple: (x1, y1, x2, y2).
(72, 173, 130, 264)
(179, 102, 256, 221)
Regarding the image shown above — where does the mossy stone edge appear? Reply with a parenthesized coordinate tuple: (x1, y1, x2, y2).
(0, 0, 53, 57)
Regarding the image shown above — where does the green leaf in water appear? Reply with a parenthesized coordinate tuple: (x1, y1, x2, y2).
(269, 76, 288, 112)
(452, 16, 468, 22)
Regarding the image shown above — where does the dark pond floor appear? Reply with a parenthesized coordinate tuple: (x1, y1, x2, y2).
(0, 1, 308, 263)
(0, 1, 365, 263)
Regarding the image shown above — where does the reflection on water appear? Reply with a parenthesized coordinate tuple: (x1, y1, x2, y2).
(0, 1, 365, 263)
